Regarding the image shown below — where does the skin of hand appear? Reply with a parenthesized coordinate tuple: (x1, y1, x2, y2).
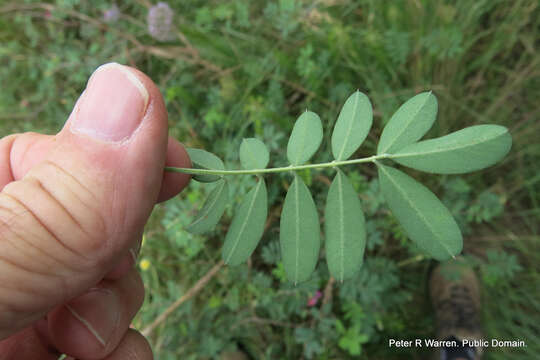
(0, 63, 191, 359)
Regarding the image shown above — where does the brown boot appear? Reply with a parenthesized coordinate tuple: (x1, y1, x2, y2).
(220, 350, 249, 360)
(429, 257, 484, 360)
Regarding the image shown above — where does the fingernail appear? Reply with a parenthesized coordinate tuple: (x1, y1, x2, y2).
(66, 288, 120, 347)
(71, 63, 149, 142)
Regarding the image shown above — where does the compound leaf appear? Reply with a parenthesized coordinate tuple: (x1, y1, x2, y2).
(325, 170, 366, 282)
(240, 138, 269, 170)
(222, 178, 267, 265)
(280, 175, 320, 284)
(331, 91, 373, 161)
(287, 111, 323, 165)
(377, 164, 462, 260)
(186, 179, 229, 234)
(390, 125, 512, 174)
(187, 148, 224, 183)
(377, 91, 438, 154)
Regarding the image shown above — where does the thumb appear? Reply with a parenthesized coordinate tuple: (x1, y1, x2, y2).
(0, 63, 170, 338)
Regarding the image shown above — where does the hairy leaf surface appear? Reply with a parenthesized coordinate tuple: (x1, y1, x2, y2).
(377, 92, 438, 154)
(186, 179, 229, 234)
(377, 164, 462, 260)
(390, 125, 512, 174)
(240, 138, 269, 169)
(222, 178, 268, 265)
(287, 111, 323, 165)
(280, 175, 320, 284)
(325, 170, 366, 282)
(331, 91, 373, 160)
(186, 148, 225, 183)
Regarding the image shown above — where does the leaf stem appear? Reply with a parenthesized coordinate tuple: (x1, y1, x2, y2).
(165, 154, 391, 176)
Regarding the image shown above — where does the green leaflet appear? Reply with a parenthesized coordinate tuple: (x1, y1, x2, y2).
(287, 111, 323, 165)
(186, 179, 229, 234)
(240, 138, 269, 170)
(280, 175, 320, 284)
(331, 91, 373, 161)
(390, 125, 512, 174)
(325, 170, 366, 282)
(222, 178, 268, 265)
(377, 164, 462, 260)
(186, 148, 225, 183)
(377, 91, 438, 154)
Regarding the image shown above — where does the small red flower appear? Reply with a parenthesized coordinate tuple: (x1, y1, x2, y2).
(307, 290, 322, 307)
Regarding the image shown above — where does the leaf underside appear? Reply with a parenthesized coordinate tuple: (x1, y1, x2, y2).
(186, 179, 229, 234)
(222, 178, 268, 266)
(240, 138, 270, 170)
(182, 90, 512, 284)
(377, 164, 462, 260)
(377, 91, 438, 154)
(325, 170, 366, 282)
(280, 175, 320, 284)
(331, 91, 373, 161)
(287, 111, 323, 165)
(391, 125, 512, 174)
(186, 148, 225, 183)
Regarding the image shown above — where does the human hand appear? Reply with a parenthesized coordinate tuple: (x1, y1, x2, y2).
(0, 63, 191, 359)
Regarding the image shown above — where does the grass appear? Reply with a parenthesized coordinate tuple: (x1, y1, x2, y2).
(1, 0, 539, 359)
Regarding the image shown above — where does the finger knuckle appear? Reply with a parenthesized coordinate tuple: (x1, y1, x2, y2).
(0, 160, 109, 266)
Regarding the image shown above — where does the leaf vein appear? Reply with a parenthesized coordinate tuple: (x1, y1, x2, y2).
(337, 172, 345, 282)
(294, 177, 300, 283)
(224, 180, 262, 264)
(188, 181, 225, 228)
(381, 91, 432, 154)
(337, 93, 359, 160)
(380, 166, 453, 256)
(390, 132, 505, 158)
(295, 120, 307, 165)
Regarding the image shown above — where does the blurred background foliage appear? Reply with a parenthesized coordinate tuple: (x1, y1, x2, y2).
(1, 0, 539, 359)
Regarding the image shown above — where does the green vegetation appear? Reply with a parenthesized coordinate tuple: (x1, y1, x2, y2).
(1, 1, 539, 359)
